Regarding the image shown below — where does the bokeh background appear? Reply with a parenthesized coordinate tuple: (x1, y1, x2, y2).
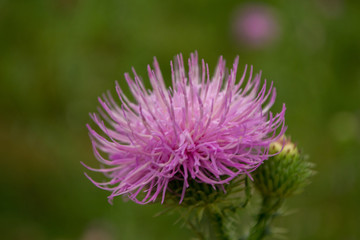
(1, 0, 359, 239)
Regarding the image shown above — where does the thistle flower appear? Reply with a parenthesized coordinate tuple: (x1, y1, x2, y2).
(232, 3, 281, 48)
(83, 52, 286, 204)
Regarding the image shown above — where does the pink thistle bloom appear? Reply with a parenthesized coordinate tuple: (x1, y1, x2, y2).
(83, 52, 286, 204)
(232, 4, 281, 48)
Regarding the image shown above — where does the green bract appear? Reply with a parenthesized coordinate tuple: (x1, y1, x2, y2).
(253, 137, 314, 198)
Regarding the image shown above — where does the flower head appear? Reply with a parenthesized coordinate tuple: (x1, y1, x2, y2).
(83, 52, 286, 204)
(232, 3, 281, 48)
(253, 136, 314, 198)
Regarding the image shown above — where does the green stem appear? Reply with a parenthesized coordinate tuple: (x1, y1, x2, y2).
(207, 210, 229, 240)
(187, 219, 206, 240)
(188, 208, 229, 240)
(247, 197, 284, 240)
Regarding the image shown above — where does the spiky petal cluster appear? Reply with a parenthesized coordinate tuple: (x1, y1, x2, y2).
(84, 52, 286, 204)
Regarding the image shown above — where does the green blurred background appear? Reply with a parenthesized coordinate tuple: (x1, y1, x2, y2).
(1, 0, 359, 239)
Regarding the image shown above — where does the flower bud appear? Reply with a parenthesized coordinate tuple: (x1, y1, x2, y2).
(253, 136, 314, 198)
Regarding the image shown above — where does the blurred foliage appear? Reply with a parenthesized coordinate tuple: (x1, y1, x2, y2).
(0, 0, 359, 239)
